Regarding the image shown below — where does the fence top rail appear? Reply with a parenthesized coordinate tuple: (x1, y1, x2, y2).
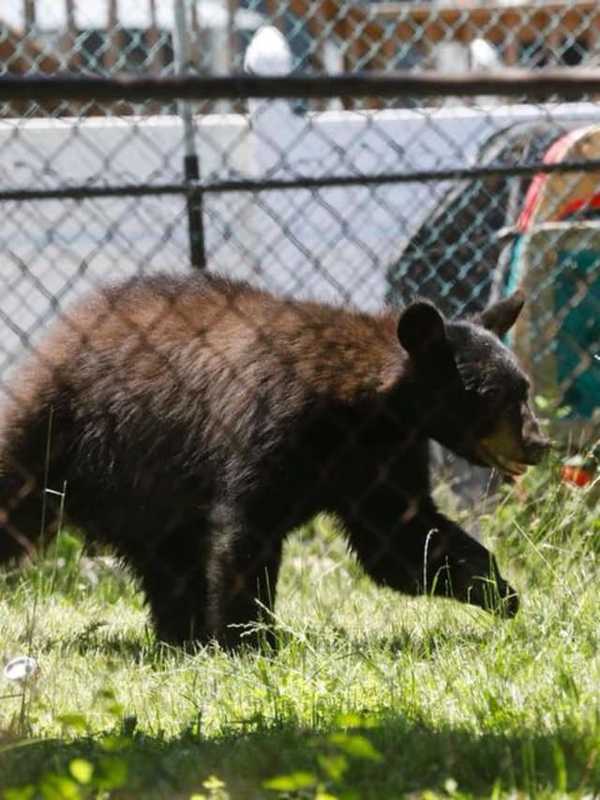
(2, 70, 600, 102)
(3, 157, 600, 204)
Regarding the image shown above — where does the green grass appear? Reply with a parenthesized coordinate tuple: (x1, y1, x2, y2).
(0, 460, 599, 799)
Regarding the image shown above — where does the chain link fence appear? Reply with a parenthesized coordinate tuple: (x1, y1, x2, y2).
(3, 0, 600, 81)
(0, 1, 598, 649)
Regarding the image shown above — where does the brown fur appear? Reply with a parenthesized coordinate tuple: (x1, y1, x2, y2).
(0, 274, 547, 647)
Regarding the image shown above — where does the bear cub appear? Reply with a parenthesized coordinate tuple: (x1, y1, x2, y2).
(0, 274, 550, 647)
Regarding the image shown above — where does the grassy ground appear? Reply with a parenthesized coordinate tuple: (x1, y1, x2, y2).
(0, 459, 598, 799)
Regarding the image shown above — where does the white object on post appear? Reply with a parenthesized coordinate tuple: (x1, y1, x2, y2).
(244, 26, 301, 178)
(244, 25, 293, 77)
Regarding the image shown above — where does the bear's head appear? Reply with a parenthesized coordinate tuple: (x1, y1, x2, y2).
(397, 290, 551, 475)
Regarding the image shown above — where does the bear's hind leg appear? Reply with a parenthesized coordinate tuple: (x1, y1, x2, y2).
(125, 509, 284, 650)
(205, 524, 283, 650)
(144, 563, 210, 646)
(126, 519, 213, 647)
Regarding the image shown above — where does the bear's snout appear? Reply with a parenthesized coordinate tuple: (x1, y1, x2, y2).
(522, 434, 551, 465)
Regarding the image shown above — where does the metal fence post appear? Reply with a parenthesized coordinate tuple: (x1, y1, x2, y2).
(173, 0, 206, 270)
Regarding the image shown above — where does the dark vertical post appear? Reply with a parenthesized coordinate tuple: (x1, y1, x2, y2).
(184, 153, 206, 269)
(173, 0, 206, 270)
(24, 0, 36, 31)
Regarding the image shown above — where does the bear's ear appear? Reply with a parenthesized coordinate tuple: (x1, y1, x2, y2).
(479, 291, 525, 338)
(397, 301, 446, 359)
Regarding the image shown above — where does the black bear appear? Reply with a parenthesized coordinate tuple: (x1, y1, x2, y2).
(0, 275, 549, 647)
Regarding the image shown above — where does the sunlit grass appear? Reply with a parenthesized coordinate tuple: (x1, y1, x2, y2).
(0, 461, 598, 798)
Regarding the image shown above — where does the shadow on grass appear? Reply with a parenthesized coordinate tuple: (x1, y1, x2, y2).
(36, 629, 154, 661)
(25, 615, 494, 665)
(1, 714, 598, 799)
(359, 627, 493, 656)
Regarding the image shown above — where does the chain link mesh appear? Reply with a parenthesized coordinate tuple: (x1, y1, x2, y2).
(3, 1, 600, 79)
(0, 0, 598, 650)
